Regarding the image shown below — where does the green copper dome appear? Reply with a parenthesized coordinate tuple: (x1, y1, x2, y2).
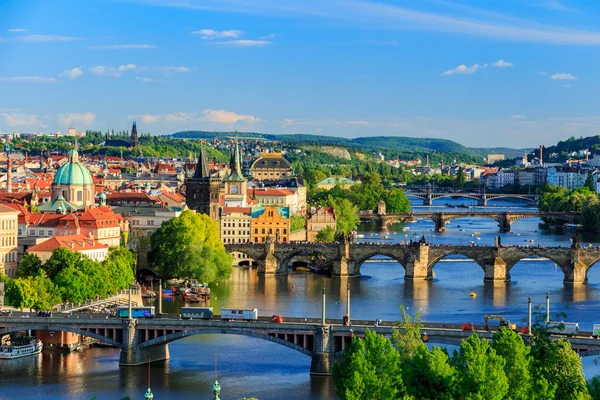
(53, 149, 94, 186)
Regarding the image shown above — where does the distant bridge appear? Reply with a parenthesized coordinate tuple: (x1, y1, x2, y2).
(2, 314, 600, 375)
(225, 241, 597, 284)
(406, 190, 540, 206)
(359, 211, 580, 232)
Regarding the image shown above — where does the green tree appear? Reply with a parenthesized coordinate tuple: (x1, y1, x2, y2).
(393, 305, 425, 362)
(587, 376, 600, 400)
(150, 210, 233, 281)
(491, 328, 532, 399)
(530, 335, 589, 400)
(290, 215, 306, 232)
(382, 188, 411, 213)
(16, 253, 44, 278)
(330, 198, 359, 235)
(332, 330, 403, 400)
(585, 172, 595, 191)
(30, 271, 62, 311)
(44, 247, 82, 280)
(402, 345, 456, 399)
(451, 334, 509, 400)
(456, 166, 466, 188)
(103, 247, 136, 292)
(6, 278, 37, 310)
(53, 265, 92, 303)
(315, 226, 336, 242)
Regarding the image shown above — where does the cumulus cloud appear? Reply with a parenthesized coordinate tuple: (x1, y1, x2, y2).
(89, 66, 120, 77)
(551, 73, 577, 80)
(0, 76, 57, 82)
(212, 39, 272, 47)
(118, 64, 137, 72)
(1, 113, 47, 128)
(493, 59, 513, 67)
(59, 67, 83, 80)
(442, 63, 488, 76)
(191, 29, 243, 39)
(200, 109, 259, 124)
(58, 112, 96, 126)
(87, 44, 157, 49)
(157, 66, 192, 74)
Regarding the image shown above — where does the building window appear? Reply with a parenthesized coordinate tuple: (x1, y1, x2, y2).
(39, 230, 45, 236)
(29, 229, 35, 236)
(77, 191, 83, 202)
(255, 229, 258, 234)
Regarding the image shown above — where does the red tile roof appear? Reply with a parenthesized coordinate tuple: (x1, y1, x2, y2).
(27, 234, 108, 253)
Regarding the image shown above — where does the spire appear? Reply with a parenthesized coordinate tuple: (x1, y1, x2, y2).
(131, 121, 139, 147)
(193, 147, 211, 180)
(226, 139, 244, 181)
(144, 359, 154, 399)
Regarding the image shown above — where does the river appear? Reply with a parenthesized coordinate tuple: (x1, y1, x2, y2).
(2, 198, 600, 399)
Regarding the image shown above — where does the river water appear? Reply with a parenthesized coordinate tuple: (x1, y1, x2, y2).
(2, 198, 600, 399)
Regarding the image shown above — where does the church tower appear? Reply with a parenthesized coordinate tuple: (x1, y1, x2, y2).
(224, 141, 247, 207)
(185, 147, 221, 220)
(131, 121, 139, 147)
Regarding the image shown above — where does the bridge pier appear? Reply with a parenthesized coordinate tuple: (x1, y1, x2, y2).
(310, 326, 332, 375)
(434, 216, 447, 232)
(405, 245, 430, 280)
(498, 214, 511, 233)
(477, 197, 487, 207)
(119, 319, 170, 366)
(563, 260, 589, 284)
(483, 257, 510, 282)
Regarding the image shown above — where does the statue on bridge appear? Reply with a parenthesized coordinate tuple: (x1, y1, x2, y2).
(420, 235, 427, 245)
(572, 233, 581, 250)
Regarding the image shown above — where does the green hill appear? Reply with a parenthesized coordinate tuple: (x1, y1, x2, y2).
(543, 136, 600, 160)
(170, 131, 525, 161)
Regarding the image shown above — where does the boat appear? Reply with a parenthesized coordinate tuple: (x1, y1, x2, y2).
(357, 234, 365, 238)
(0, 337, 43, 359)
(469, 292, 477, 298)
(403, 217, 416, 223)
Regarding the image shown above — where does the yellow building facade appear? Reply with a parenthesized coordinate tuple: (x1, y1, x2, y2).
(250, 206, 290, 243)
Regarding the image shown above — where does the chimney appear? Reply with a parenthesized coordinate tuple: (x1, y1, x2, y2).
(539, 145, 543, 167)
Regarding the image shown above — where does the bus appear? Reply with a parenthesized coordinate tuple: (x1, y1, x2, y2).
(117, 306, 155, 319)
(220, 308, 258, 321)
(181, 307, 213, 320)
(547, 321, 579, 335)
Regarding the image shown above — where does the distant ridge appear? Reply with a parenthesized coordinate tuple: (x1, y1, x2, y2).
(170, 131, 528, 159)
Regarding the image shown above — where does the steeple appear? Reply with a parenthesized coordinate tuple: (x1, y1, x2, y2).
(193, 147, 212, 180)
(226, 140, 244, 182)
(131, 121, 139, 147)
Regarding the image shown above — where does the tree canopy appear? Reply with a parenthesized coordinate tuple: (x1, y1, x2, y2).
(150, 210, 232, 281)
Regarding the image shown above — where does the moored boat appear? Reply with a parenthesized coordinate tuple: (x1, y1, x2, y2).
(0, 337, 43, 359)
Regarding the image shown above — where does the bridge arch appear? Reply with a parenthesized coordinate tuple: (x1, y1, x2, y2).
(352, 250, 406, 274)
(0, 324, 121, 347)
(431, 194, 480, 203)
(138, 328, 313, 357)
(278, 248, 335, 271)
(427, 252, 486, 276)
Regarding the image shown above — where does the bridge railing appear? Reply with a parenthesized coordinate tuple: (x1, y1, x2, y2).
(52, 288, 141, 313)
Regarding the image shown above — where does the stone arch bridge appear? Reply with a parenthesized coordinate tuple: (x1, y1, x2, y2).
(225, 241, 600, 284)
(359, 211, 580, 232)
(406, 191, 540, 206)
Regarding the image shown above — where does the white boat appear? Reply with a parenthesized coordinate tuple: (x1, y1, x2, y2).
(0, 338, 43, 359)
(357, 234, 365, 238)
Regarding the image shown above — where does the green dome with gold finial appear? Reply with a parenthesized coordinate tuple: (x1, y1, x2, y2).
(52, 148, 94, 186)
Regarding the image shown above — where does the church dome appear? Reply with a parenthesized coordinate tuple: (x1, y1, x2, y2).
(53, 149, 94, 186)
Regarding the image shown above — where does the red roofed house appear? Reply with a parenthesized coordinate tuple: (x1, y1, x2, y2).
(248, 187, 300, 214)
(157, 191, 185, 208)
(27, 235, 109, 263)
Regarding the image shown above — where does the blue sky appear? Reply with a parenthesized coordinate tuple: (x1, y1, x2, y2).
(1, 0, 599, 148)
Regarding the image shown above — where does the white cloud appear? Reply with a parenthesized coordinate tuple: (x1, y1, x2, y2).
(563, 84, 571, 88)
(551, 73, 577, 80)
(57, 112, 96, 126)
(442, 63, 487, 76)
(86, 44, 157, 49)
(259, 33, 280, 39)
(7, 28, 27, 33)
(12, 35, 82, 42)
(59, 67, 83, 80)
(138, 0, 600, 45)
(165, 112, 198, 123)
(157, 66, 192, 74)
(493, 59, 513, 67)
(510, 115, 526, 119)
(200, 109, 259, 124)
(118, 64, 137, 72)
(213, 40, 272, 47)
(89, 66, 120, 77)
(0, 76, 57, 82)
(191, 29, 243, 39)
(135, 77, 162, 83)
(1, 113, 47, 128)
(141, 114, 160, 123)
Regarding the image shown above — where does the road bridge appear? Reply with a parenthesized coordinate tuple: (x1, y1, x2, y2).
(2, 314, 599, 375)
(225, 241, 600, 284)
(406, 190, 540, 206)
(359, 211, 580, 232)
